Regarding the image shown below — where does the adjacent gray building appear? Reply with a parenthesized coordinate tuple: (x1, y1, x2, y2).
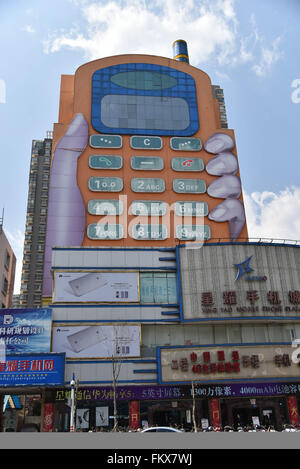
(19, 134, 52, 307)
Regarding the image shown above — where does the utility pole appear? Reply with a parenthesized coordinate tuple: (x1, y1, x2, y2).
(70, 373, 75, 432)
(191, 381, 198, 432)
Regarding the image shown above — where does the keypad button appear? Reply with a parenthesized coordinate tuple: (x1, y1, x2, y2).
(90, 135, 122, 148)
(130, 136, 162, 150)
(170, 137, 202, 151)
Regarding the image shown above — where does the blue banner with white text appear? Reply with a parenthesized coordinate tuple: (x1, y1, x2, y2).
(0, 308, 52, 354)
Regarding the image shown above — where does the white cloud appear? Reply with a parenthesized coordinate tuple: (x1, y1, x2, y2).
(42, 0, 283, 78)
(6, 230, 24, 294)
(244, 187, 300, 241)
(0, 79, 6, 104)
(43, 0, 239, 66)
(23, 25, 36, 33)
(252, 36, 282, 77)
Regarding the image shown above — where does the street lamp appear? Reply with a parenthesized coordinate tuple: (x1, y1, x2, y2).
(70, 373, 76, 432)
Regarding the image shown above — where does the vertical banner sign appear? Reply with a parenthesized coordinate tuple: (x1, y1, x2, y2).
(210, 399, 222, 428)
(129, 401, 140, 430)
(43, 403, 55, 432)
(286, 396, 300, 427)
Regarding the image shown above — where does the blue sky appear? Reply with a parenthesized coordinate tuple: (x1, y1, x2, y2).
(0, 0, 300, 292)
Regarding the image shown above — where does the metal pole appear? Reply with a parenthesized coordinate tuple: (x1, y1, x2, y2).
(70, 373, 75, 432)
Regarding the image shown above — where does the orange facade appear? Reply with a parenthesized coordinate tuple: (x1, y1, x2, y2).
(51, 54, 248, 248)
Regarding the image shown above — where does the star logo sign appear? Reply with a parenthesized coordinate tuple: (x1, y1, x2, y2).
(234, 256, 254, 281)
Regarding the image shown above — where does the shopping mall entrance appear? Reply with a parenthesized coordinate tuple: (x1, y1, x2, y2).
(144, 400, 208, 429)
(226, 399, 285, 430)
(147, 402, 190, 428)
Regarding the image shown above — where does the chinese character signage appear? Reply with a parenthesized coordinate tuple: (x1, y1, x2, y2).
(54, 382, 300, 402)
(0, 309, 52, 354)
(178, 244, 300, 320)
(158, 345, 300, 384)
(0, 353, 65, 387)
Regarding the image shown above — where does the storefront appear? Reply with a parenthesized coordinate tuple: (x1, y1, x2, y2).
(0, 353, 65, 432)
(50, 380, 300, 431)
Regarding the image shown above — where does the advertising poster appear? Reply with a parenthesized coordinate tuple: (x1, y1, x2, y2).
(43, 403, 55, 432)
(53, 272, 139, 303)
(201, 418, 209, 430)
(0, 353, 65, 387)
(129, 401, 140, 430)
(287, 396, 300, 426)
(96, 407, 109, 427)
(0, 309, 52, 355)
(76, 409, 89, 430)
(52, 324, 141, 358)
(158, 345, 300, 383)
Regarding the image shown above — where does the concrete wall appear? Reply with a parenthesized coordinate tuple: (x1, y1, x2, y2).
(0, 229, 16, 308)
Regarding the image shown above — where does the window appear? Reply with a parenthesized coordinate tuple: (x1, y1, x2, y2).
(140, 272, 177, 304)
(2, 276, 8, 296)
(4, 250, 10, 270)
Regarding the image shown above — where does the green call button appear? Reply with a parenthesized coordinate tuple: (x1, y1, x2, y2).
(89, 155, 123, 169)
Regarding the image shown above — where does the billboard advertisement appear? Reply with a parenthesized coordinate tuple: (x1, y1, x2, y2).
(178, 244, 300, 320)
(53, 271, 139, 303)
(0, 309, 52, 354)
(52, 324, 141, 358)
(0, 353, 65, 387)
(158, 345, 300, 384)
(42, 55, 249, 299)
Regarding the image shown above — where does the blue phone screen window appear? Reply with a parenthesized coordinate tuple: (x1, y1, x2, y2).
(91, 63, 199, 136)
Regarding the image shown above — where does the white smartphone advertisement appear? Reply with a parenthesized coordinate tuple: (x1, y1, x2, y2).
(76, 409, 90, 430)
(53, 271, 139, 303)
(96, 407, 109, 427)
(52, 324, 141, 358)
